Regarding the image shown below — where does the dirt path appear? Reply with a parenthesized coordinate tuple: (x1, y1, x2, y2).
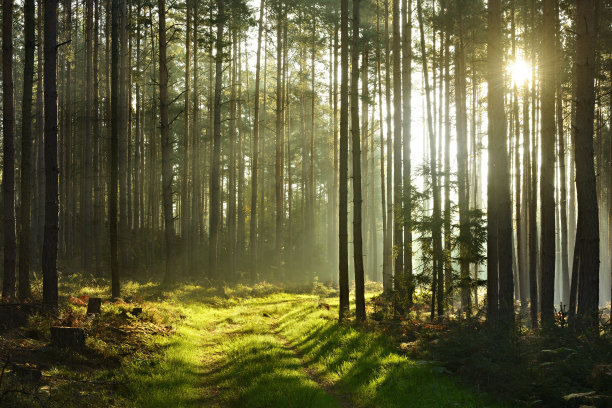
(270, 318, 354, 408)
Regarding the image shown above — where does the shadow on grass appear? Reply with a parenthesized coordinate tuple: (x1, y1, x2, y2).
(278, 304, 516, 408)
(204, 334, 340, 408)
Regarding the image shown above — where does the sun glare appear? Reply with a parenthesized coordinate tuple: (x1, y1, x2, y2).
(507, 58, 531, 87)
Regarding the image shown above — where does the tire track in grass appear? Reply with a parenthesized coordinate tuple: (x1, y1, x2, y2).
(200, 296, 342, 408)
(270, 315, 354, 408)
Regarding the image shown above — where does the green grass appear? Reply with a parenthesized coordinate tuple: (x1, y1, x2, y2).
(108, 283, 513, 407)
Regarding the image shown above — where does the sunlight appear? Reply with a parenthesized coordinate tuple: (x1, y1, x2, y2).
(507, 57, 531, 87)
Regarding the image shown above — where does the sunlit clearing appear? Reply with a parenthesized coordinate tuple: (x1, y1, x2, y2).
(507, 57, 531, 86)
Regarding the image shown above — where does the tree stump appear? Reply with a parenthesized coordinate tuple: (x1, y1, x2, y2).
(50, 326, 85, 350)
(131, 307, 143, 316)
(13, 364, 42, 382)
(86, 297, 102, 314)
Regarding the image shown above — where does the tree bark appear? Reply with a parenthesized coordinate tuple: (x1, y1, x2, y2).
(352, 0, 366, 322)
(250, 0, 265, 281)
(417, 0, 443, 319)
(209, 0, 225, 275)
(2, 0, 17, 302)
(110, 0, 120, 299)
(487, 0, 514, 326)
(573, 0, 599, 331)
(339, 0, 350, 319)
(159, 0, 175, 281)
(42, 0, 59, 308)
(18, 0, 36, 300)
(402, 0, 413, 306)
(392, 0, 403, 299)
(540, 0, 556, 328)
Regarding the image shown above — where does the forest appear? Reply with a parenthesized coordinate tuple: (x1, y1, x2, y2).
(1, 0, 612, 407)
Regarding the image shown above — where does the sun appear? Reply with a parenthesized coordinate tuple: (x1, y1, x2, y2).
(507, 58, 531, 87)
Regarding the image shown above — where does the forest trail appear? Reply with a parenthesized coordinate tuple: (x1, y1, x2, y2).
(270, 315, 355, 408)
(125, 288, 511, 407)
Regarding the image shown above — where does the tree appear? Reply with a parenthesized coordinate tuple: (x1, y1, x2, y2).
(392, 0, 403, 296)
(110, 0, 120, 299)
(339, 0, 350, 320)
(2, 0, 17, 302)
(573, 0, 599, 331)
(486, 0, 514, 327)
(18, 0, 35, 300)
(250, 0, 265, 281)
(417, 0, 443, 318)
(82, 0, 94, 269)
(42, 0, 59, 308)
(454, 0, 470, 314)
(159, 0, 175, 281)
(182, 0, 191, 270)
(352, 0, 366, 322)
(539, 0, 556, 328)
(401, 0, 413, 307)
(209, 0, 225, 274)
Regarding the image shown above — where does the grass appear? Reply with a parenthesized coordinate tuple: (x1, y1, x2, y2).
(117, 284, 512, 407)
(2, 278, 515, 407)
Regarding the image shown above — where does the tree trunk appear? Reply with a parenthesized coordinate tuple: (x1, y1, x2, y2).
(539, 0, 556, 328)
(352, 0, 366, 322)
(209, 0, 225, 275)
(557, 5, 570, 308)
(182, 0, 191, 270)
(274, 7, 284, 272)
(454, 4, 470, 314)
(487, 0, 514, 326)
(159, 0, 175, 281)
(417, 0, 443, 319)
(2, 0, 17, 302)
(110, 0, 120, 299)
(18, 0, 36, 300)
(339, 0, 350, 319)
(573, 0, 599, 331)
(228, 28, 237, 277)
(402, 0, 412, 306)
(392, 0, 403, 300)
(82, 0, 94, 270)
(250, 0, 265, 281)
(42, 0, 59, 308)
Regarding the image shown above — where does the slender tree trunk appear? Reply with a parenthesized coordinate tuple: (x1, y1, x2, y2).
(339, 0, 350, 319)
(35, 0, 44, 271)
(454, 4, 470, 314)
(487, 0, 514, 327)
(274, 7, 284, 272)
(42, 0, 59, 307)
(557, 6, 570, 308)
(18, 0, 36, 300)
(376, 3, 390, 292)
(228, 28, 237, 277)
(110, 0, 120, 298)
(352, 0, 366, 322)
(402, 0, 413, 306)
(158, 0, 174, 281)
(182, 0, 191, 270)
(81, 0, 94, 270)
(392, 0, 403, 299)
(209, 0, 225, 275)
(93, 0, 102, 274)
(540, 0, 557, 328)
(250, 0, 265, 280)
(384, 0, 393, 295)
(191, 0, 201, 261)
(573, 0, 599, 330)
(417, 0, 443, 319)
(2, 0, 17, 302)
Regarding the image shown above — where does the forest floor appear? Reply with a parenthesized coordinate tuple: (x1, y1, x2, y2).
(1, 279, 511, 408)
